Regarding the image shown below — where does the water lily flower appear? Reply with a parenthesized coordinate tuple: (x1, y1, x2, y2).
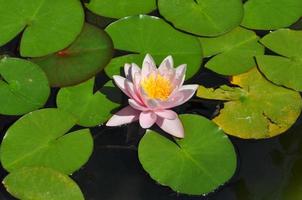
(106, 54, 198, 138)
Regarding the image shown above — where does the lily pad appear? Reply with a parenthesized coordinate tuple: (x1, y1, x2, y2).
(32, 23, 113, 87)
(105, 54, 144, 77)
(0, 0, 84, 57)
(138, 114, 237, 195)
(57, 79, 121, 127)
(199, 27, 264, 75)
(3, 167, 84, 200)
(257, 29, 302, 91)
(241, 0, 302, 30)
(105, 15, 203, 79)
(158, 0, 244, 36)
(85, 0, 156, 19)
(0, 108, 93, 174)
(197, 68, 302, 139)
(0, 57, 50, 115)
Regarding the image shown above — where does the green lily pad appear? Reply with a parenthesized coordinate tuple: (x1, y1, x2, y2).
(197, 68, 302, 139)
(199, 27, 264, 75)
(138, 114, 237, 195)
(0, 57, 50, 115)
(85, 0, 156, 19)
(241, 0, 302, 30)
(32, 23, 113, 87)
(158, 0, 244, 36)
(257, 29, 302, 91)
(0, 108, 93, 174)
(105, 15, 203, 79)
(3, 167, 84, 200)
(57, 79, 121, 127)
(105, 54, 144, 77)
(0, 0, 84, 57)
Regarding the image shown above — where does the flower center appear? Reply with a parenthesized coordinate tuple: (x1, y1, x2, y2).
(141, 73, 173, 101)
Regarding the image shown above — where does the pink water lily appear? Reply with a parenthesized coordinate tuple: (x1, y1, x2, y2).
(106, 54, 198, 138)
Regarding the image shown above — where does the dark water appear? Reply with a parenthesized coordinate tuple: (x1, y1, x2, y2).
(1, 5, 302, 200)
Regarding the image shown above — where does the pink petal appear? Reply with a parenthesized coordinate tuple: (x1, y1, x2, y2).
(154, 110, 177, 120)
(156, 116, 184, 138)
(159, 55, 173, 72)
(159, 84, 198, 109)
(173, 64, 186, 87)
(125, 63, 141, 81)
(139, 111, 157, 129)
(124, 63, 131, 80)
(106, 106, 140, 126)
(131, 63, 141, 77)
(142, 54, 156, 78)
(133, 71, 142, 91)
(171, 84, 198, 106)
(159, 56, 176, 82)
(128, 99, 148, 111)
(125, 81, 144, 105)
(113, 75, 131, 97)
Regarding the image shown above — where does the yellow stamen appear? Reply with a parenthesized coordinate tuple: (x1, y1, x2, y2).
(141, 73, 173, 101)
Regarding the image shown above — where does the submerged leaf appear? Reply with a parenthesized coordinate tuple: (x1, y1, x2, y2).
(0, 0, 84, 57)
(0, 109, 93, 174)
(0, 57, 49, 115)
(105, 15, 202, 79)
(57, 79, 121, 127)
(158, 0, 243, 36)
(33, 23, 113, 87)
(197, 68, 302, 139)
(139, 114, 237, 195)
(4, 167, 84, 200)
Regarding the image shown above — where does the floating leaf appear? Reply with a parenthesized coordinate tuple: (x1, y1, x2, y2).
(257, 29, 302, 91)
(0, 57, 49, 115)
(199, 27, 264, 75)
(32, 23, 113, 87)
(158, 0, 243, 36)
(197, 68, 302, 139)
(0, 0, 84, 57)
(57, 79, 121, 127)
(3, 167, 84, 200)
(241, 0, 302, 30)
(85, 0, 156, 19)
(105, 15, 203, 79)
(0, 108, 93, 174)
(138, 114, 237, 195)
(105, 54, 144, 77)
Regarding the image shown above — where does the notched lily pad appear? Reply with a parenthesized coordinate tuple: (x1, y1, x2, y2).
(33, 23, 113, 87)
(139, 114, 237, 195)
(197, 67, 302, 139)
(105, 15, 203, 79)
(158, 0, 244, 36)
(199, 27, 264, 75)
(85, 0, 156, 19)
(0, 108, 93, 174)
(0, 0, 84, 57)
(241, 0, 302, 30)
(0, 57, 50, 115)
(57, 78, 122, 127)
(3, 167, 84, 200)
(257, 29, 302, 91)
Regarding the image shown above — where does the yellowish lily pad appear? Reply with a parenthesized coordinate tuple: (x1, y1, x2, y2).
(197, 67, 302, 139)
